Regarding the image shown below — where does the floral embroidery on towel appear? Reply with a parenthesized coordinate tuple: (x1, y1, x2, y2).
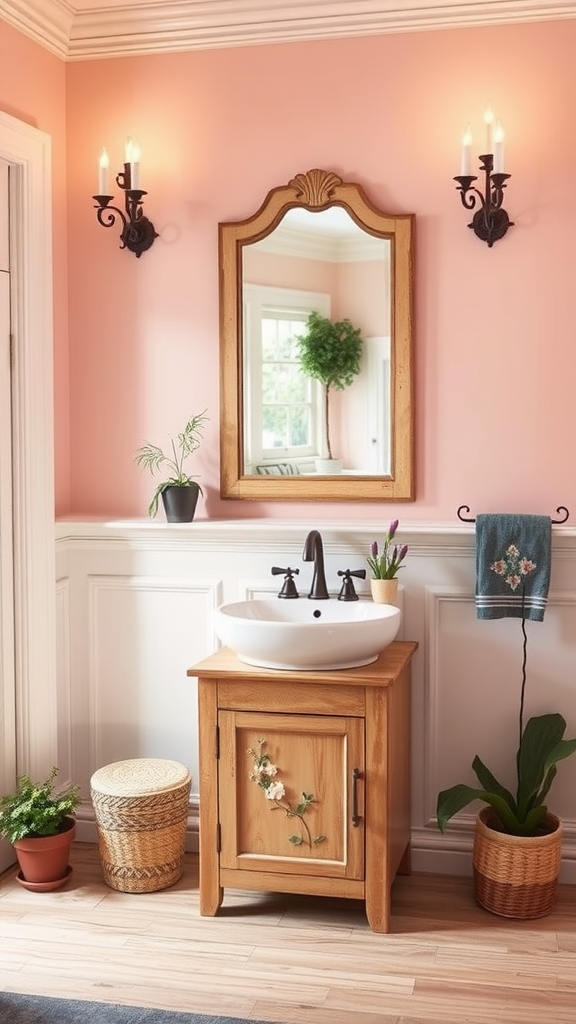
(490, 544, 536, 591)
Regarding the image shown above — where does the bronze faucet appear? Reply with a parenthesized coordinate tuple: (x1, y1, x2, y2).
(302, 530, 329, 599)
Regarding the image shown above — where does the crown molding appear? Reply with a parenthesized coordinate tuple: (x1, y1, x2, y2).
(2, 0, 74, 58)
(2, 0, 576, 60)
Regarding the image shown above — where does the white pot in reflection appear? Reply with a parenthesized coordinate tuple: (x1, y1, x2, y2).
(315, 458, 342, 474)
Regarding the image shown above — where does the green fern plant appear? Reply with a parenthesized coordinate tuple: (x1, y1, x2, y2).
(134, 411, 208, 517)
(0, 767, 80, 843)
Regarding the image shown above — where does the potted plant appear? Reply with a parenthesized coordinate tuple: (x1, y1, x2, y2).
(0, 767, 80, 891)
(366, 519, 408, 606)
(437, 669, 576, 918)
(134, 411, 208, 521)
(296, 312, 363, 472)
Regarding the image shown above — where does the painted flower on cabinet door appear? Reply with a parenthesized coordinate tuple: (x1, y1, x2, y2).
(247, 739, 326, 848)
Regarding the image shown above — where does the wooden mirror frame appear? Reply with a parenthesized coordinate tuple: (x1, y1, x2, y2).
(219, 169, 415, 501)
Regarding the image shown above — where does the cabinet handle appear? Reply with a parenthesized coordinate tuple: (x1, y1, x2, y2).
(352, 767, 363, 827)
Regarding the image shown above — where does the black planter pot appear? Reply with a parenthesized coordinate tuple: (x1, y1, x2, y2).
(161, 484, 200, 523)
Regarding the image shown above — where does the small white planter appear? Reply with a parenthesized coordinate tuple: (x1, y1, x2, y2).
(315, 458, 342, 474)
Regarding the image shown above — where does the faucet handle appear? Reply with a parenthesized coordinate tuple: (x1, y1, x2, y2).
(271, 566, 300, 599)
(337, 568, 367, 602)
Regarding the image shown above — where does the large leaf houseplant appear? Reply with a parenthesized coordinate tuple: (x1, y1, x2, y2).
(0, 767, 80, 891)
(437, 648, 576, 918)
(296, 312, 363, 470)
(436, 713, 576, 839)
(134, 411, 208, 521)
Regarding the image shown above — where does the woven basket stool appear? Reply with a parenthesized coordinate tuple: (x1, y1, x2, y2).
(90, 758, 191, 894)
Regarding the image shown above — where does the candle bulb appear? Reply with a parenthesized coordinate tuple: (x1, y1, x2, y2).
(130, 140, 141, 190)
(483, 105, 495, 154)
(460, 124, 472, 176)
(493, 121, 505, 174)
(98, 147, 109, 195)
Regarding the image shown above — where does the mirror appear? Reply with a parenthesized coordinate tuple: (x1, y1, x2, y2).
(219, 168, 414, 501)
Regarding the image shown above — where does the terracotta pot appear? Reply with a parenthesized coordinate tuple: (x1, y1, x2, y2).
(472, 806, 562, 919)
(161, 484, 200, 523)
(14, 816, 76, 889)
(370, 578, 399, 606)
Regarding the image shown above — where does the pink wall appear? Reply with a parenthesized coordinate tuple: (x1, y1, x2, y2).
(0, 21, 70, 513)
(244, 249, 337, 297)
(337, 262, 386, 336)
(4, 17, 576, 523)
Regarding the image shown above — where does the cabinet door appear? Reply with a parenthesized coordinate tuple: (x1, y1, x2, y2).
(218, 711, 365, 880)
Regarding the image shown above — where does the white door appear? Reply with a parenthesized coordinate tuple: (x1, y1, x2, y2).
(0, 158, 16, 873)
(366, 336, 391, 474)
(0, 110, 57, 805)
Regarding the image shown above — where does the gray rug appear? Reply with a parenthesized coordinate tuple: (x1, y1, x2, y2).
(0, 993, 278, 1024)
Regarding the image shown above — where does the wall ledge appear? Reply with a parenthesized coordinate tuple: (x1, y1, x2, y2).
(55, 517, 576, 553)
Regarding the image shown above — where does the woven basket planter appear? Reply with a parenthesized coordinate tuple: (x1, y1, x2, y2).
(91, 759, 191, 894)
(472, 806, 562, 919)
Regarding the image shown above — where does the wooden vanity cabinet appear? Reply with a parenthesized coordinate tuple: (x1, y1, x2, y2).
(189, 640, 417, 933)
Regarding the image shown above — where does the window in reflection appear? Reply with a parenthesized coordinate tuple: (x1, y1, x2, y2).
(261, 314, 313, 451)
(243, 284, 329, 472)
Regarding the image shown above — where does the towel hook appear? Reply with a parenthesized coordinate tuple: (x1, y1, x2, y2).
(457, 504, 569, 525)
(456, 504, 475, 523)
(553, 506, 570, 524)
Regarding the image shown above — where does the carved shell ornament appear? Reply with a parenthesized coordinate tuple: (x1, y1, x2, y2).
(288, 169, 343, 207)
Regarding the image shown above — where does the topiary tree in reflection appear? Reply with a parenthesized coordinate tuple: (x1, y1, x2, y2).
(296, 312, 363, 460)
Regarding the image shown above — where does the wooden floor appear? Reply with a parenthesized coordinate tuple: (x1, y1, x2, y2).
(1, 843, 575, 1024)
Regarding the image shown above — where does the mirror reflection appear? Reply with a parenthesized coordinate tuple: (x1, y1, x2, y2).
(219, 169, 414, 501)
(243, 208, 391, 476)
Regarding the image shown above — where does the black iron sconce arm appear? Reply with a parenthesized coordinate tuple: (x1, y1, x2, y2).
(93, 162, 157, 258)
(454, 152, 513, 248)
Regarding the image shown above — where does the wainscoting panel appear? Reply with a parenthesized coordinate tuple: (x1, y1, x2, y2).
(55, 576, 73, 789)
(88, 574, 219, 786)
(54, 520, 576, 880)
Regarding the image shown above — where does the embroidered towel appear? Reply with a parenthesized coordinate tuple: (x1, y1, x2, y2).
(475, 513, 552, 621)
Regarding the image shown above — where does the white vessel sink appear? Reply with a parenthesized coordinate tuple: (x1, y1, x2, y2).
(213, 598, 401, 671)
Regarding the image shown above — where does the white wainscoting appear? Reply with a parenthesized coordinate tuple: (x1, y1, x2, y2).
(54, 519, 576, 881)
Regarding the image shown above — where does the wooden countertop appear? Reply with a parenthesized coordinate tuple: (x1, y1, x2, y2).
(188, 640, 417, 687)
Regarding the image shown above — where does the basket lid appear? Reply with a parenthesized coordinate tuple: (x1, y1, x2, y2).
(90, 758, 190, 796)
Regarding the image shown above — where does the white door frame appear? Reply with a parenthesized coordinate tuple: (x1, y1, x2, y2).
(0, 159, 16, 872)
(0, 110, 57, 784)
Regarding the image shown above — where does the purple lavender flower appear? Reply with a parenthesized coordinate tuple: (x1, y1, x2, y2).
(366, 521, 408, 579)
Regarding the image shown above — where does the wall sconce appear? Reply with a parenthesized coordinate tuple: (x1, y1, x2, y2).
(92, 139, 158, 257)
(453, 108, 513, 247)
